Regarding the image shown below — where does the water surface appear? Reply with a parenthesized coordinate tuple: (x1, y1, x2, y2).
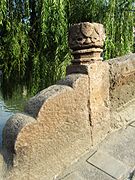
(0, 99, 14, 146)
(0, 94, 28, 146)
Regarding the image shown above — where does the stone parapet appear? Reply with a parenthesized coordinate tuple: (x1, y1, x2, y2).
(1, 22, 135, 179)
(3, 75, 92, 180)
(109, 54, 135, 129)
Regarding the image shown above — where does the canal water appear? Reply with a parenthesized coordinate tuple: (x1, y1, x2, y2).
(0, 98, 14, 146)
(0, 93, 28, 146)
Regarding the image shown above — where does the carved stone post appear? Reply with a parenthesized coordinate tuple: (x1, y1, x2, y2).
(67, 22, 105, 74)
(67, 22, 110, 144)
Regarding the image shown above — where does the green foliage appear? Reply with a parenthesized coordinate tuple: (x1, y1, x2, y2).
(0, 0, 70, 98)
(69, 0, 134, 59)
(104, 0, 134, 59)
(0, 0, 6, 25)
(32, 0, 70, 93)
(0, 0, 134, 99)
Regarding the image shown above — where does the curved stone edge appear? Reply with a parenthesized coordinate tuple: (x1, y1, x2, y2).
(1, 76, 76, 170)
(2, 113, 36, 154)
(2, 74, 92, 180)
(2, 76, 75, 154)
(24, 74, 82, 118)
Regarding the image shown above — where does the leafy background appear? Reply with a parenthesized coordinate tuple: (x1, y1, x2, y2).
(0, 0, 134, 100)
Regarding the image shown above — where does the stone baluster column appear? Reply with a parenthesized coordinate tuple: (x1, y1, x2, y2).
(67, 22, 110, 144)
(67, 22, 105, 74)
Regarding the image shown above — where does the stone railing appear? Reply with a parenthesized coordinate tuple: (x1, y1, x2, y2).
(109, 54, 135, 128)
(1, 22, 135, 180)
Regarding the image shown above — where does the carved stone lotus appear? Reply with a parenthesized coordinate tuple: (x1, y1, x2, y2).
(68, 22, 105, 64)
(69, 22, 105, 50)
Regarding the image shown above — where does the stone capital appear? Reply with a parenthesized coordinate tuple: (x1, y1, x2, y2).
(68, 22, 105, 64)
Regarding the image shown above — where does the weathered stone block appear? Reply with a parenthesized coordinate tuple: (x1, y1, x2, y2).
(3, 75, 92, 180)
(66, 62, 110, 145)
(109, 54, 135, 129)
(87, 61, 110, 144)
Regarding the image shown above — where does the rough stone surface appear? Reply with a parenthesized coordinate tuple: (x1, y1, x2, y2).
(68, 22, 105, 64)
(24, 85, 71, 118)
(110, 100, 135, 129)
(69, 22, 105, 50)
(88, 61, 110, 145)
(109, 54, 135, 129)
(67, 61, 110, 145)
(2, 113, 35, 153)
(3, 74, 92, 180)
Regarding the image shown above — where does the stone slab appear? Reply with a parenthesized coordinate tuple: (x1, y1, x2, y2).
(78, 162, 115, 180)
(56, 149, 96, 179)
(109, 54, 135, 129)
(57, 149, 115, 180)
(57, 125, 135, 180)
(87, 150, 130, 179)
(59, 161, 115, 180)
(87, 61, 110, 145)
(100, 126, 135, 167)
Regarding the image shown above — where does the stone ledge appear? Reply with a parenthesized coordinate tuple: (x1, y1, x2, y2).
(2, 74, 93, 180)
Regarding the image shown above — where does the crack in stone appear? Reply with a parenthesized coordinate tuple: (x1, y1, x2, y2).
(86, 160, 116, 179)
(87, 74, 93, 146)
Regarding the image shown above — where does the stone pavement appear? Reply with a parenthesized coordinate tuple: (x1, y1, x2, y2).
(56, 121, 135, 180)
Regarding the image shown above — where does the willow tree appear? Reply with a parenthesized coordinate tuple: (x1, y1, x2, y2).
(69, 0, 134, 59)
(0, 0, 69, 98)
(0, 0, 134, 100)
(28, 0, 70, 94)
(104, 0, 134, 59)
(0, 0, 29, 98)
